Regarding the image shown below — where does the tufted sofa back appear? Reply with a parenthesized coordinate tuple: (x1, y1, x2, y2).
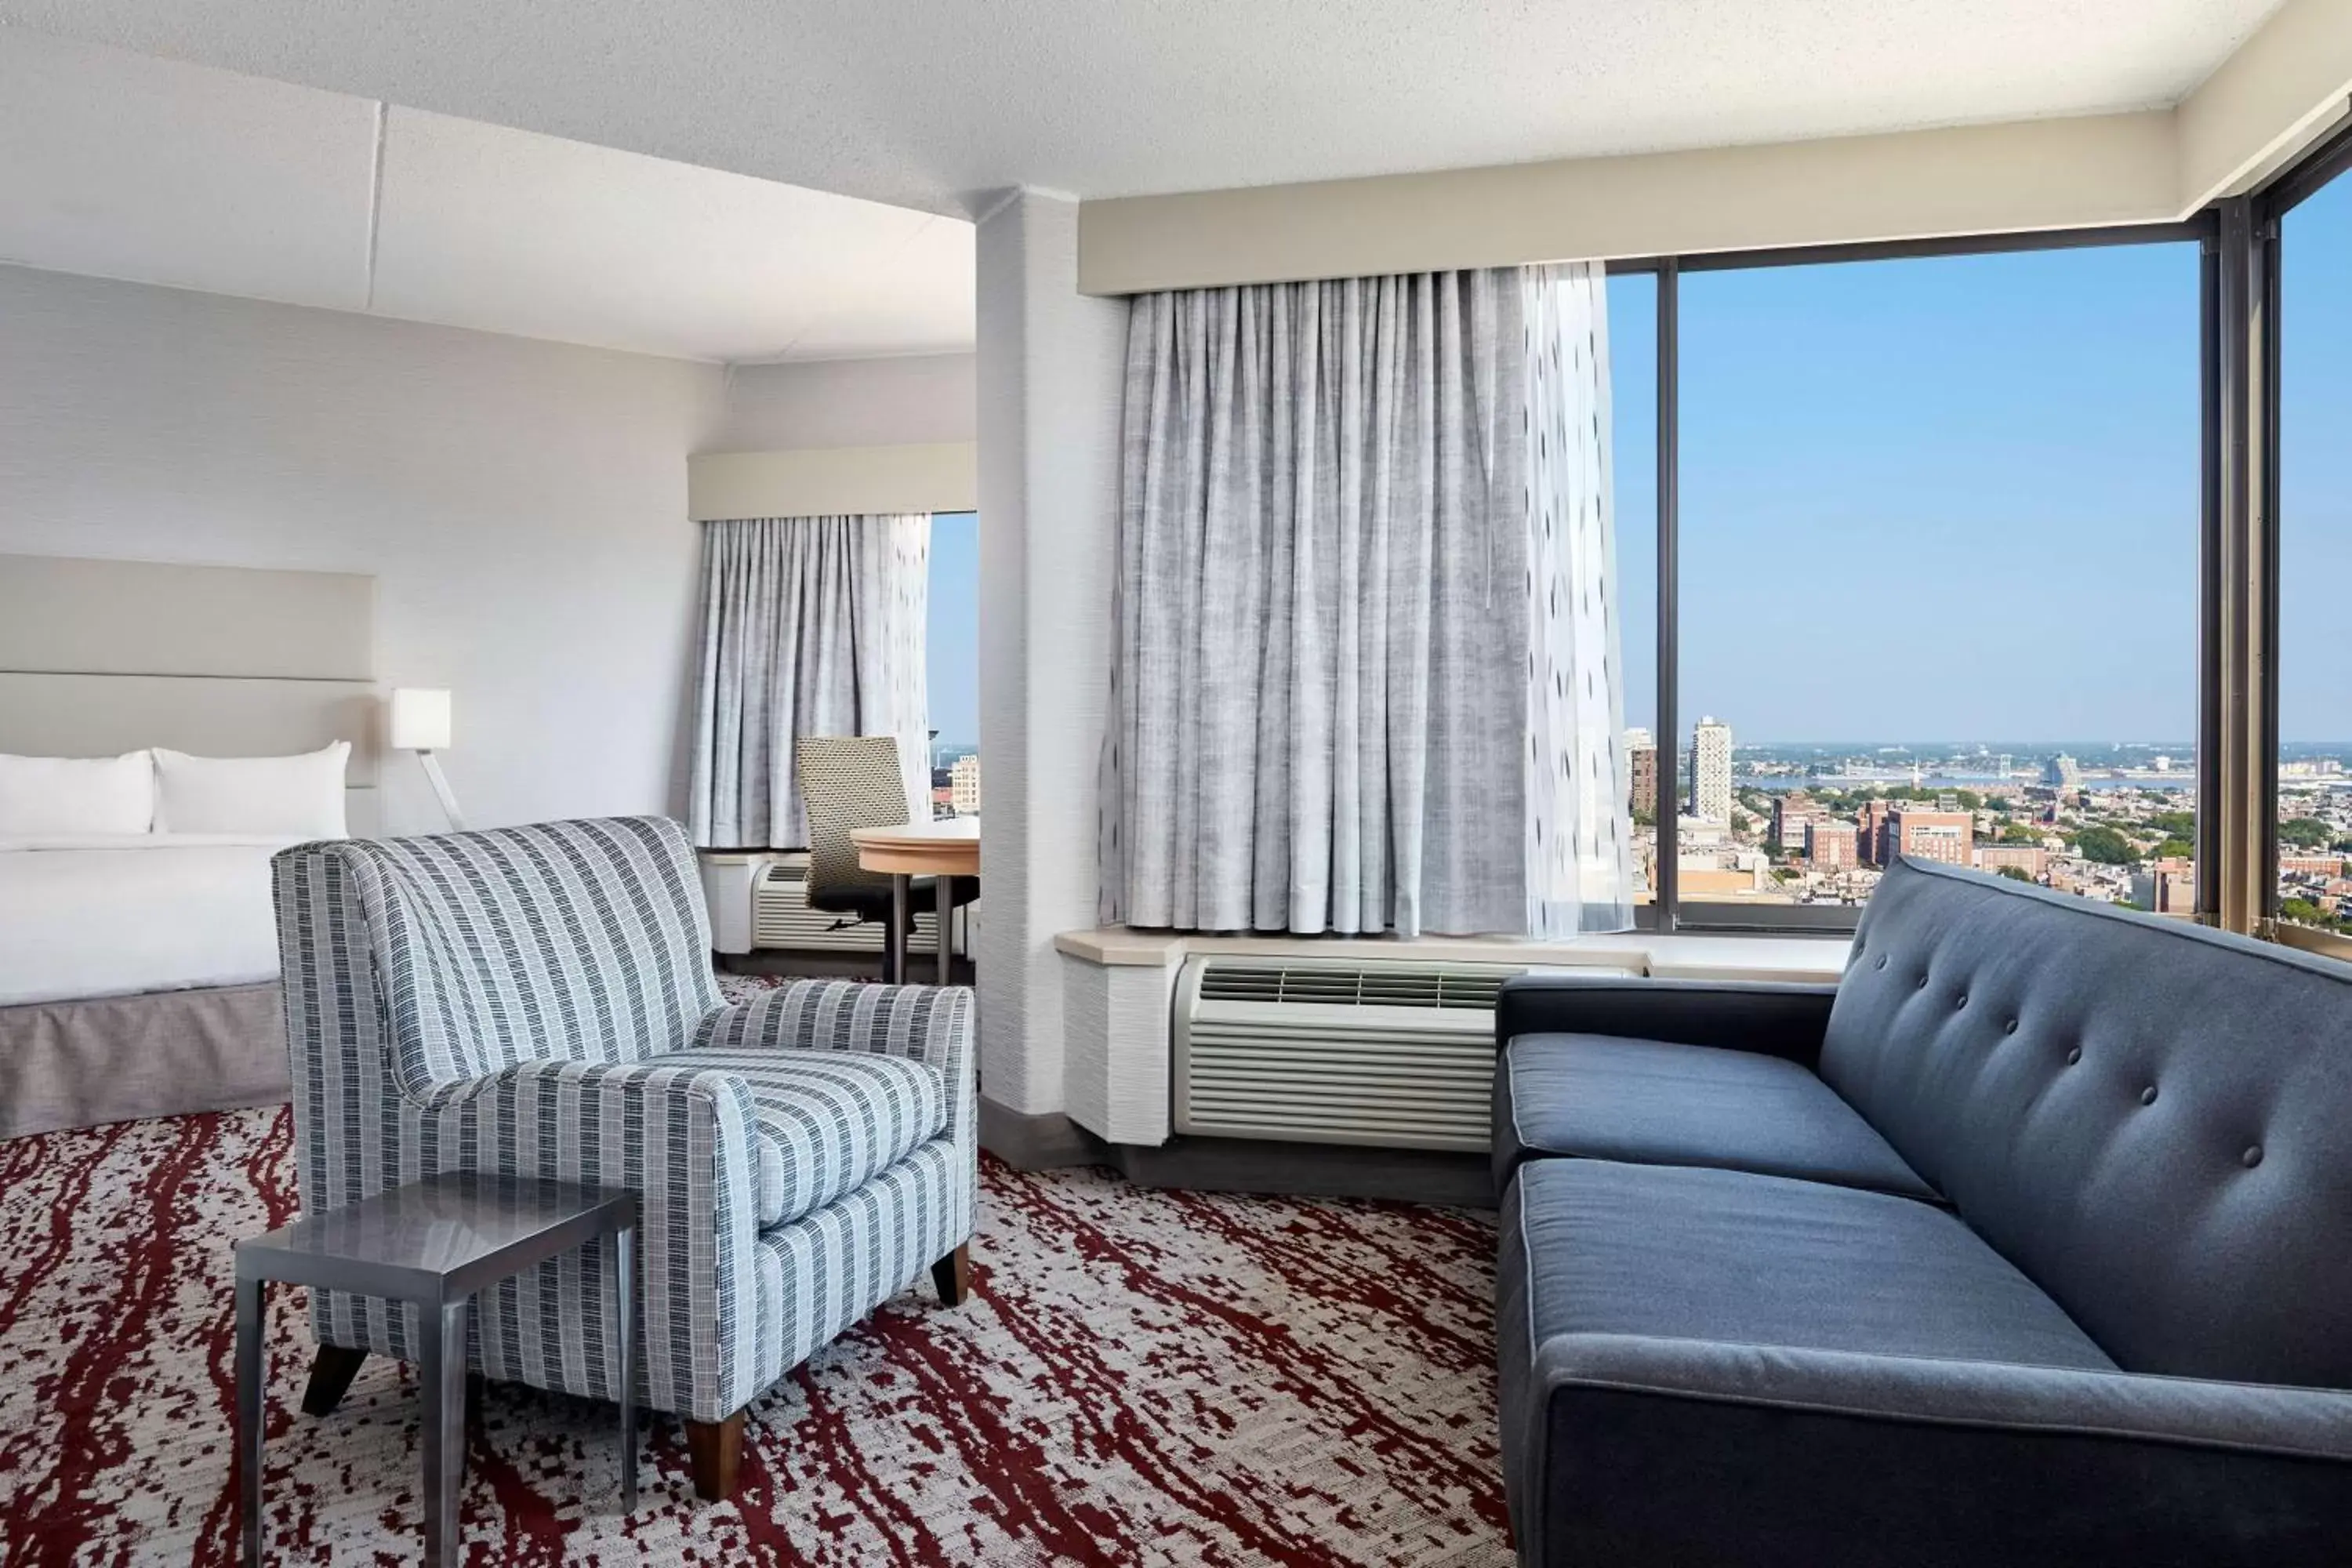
(1822, 858, 2352, 1388)
(278, 816, 723, 1093)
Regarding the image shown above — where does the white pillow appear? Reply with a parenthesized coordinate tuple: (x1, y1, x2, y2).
(0, 750, 156, 835)
(153, 742, 350, 838)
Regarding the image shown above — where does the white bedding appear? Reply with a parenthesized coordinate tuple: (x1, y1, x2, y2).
(0, 833, 302, 1007)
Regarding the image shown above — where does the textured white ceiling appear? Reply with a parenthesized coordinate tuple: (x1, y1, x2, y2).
(372, 108, 972, 362)
(0, 1, 2289, 217)
(0, 28, 975, 362)
(0, 30, 378, 310)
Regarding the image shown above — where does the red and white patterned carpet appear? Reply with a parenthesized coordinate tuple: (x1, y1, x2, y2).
(0, 1105, 1507, 1565)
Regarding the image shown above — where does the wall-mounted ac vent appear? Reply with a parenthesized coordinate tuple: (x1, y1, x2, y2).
(1195, 962, 1508, 1011)
(751, 858, 951, 956)
(1175, 956, 1624, 1152)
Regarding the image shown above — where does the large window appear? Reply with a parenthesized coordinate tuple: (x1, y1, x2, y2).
(1607, 272, 1661, 907)
(2274, 158, 2352, 938)
(927, 510, 980, 814)
(1612, 235, 2207, 931)
(1588, 122, 2352, 955)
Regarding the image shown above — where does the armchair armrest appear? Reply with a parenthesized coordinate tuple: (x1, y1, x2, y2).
(416, 1055, 766, 1421)
(1512, 1334, 2352, 1566)
(1497, 974, 1838, 1066)
(695, 979, 978, 1145)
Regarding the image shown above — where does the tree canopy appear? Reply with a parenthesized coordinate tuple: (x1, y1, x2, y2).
(2071, 825, 2136, 866)
(2281, 817, 2334, 850)
(2278, 897, 2343, 931)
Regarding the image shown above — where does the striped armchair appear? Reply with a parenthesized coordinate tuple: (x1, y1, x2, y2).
(272, 816, 976, 1501)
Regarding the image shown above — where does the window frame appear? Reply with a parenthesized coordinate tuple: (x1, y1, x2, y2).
(2247, 118, 2352, 961)
(1608, 217, 2219, 935)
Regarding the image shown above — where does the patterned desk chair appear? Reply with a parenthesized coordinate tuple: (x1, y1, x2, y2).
(273, 815, 975, 1501)
(797, 734, 979, 977)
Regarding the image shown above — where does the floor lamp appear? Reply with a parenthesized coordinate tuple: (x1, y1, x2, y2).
(389, 687, 466, 829)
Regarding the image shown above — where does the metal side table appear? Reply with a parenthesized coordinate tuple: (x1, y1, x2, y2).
(234, 1174, 639, 1568)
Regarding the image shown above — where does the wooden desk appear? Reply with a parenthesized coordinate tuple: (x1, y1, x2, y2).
(851, 818, 979, 984)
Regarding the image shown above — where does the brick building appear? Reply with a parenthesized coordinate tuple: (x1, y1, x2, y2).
(1889, 808, 1973, 866)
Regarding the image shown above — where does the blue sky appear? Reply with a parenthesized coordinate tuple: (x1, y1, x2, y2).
(1616, 180, 2351, 746)
(2280, 172, 2352, 745)
(927, 510, 980, 746)
(927, 180, 2351, 750)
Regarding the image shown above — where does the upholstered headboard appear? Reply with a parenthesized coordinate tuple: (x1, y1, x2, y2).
(0, 554, 382, 833)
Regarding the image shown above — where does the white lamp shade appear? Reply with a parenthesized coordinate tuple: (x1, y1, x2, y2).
(389, 688, 453, 751)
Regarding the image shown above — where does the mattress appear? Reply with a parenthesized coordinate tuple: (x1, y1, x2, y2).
(0, 834, 299, 1007)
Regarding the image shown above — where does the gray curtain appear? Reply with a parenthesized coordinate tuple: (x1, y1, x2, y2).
(688, 514, 930, 849)
(1100, 270, 1529, 938)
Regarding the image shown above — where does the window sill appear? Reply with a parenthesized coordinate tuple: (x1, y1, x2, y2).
(2268, 920, 2352, 966)
(1051, 927, 1850, 984)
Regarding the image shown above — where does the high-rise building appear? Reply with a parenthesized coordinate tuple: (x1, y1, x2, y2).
(949, 753, 982, 815)
(1806, 821, 1859, 868)
(1773, 792, 1824, 852)
(2043, 753, 2082, 790)
(1624, 727, 1658, 818)
(1890, 808, 1974, 866)
(1858, 797, 1897, 866)
(1688, 716, 1733, 824)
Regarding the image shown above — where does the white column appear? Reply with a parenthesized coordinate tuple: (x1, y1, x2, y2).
(975, 190, 1129, 1130)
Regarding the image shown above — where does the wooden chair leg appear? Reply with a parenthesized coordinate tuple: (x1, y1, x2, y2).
(684, 1411, 746, 1502)
(300, 1345, 369, 1418)
(931, 1242, 972, 1307)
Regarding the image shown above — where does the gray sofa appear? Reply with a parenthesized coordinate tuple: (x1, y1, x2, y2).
(1493, 856, 2352, 1567)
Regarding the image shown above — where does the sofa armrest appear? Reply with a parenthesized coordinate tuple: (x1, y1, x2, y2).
(1510, 1333, 2352, 1566)
(1496, 974, 1838, 1065)
(695, 978, 978, 1145)
(417, 1055, 766, 1421)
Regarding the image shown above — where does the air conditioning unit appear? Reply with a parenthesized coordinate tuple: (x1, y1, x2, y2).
(700, 851, 967, 959)
(1172, 956, 1628, 1152)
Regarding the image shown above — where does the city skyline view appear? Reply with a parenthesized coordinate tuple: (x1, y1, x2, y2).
(1626, 710, 2352, 927)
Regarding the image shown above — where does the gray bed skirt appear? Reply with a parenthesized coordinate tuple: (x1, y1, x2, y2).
(0, 982, 291, 1140)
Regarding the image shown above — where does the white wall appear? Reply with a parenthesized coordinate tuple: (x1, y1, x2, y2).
(710, 354, 977, 452)
(0, 263, 728, 833)
(975, 192, 1128, 1123)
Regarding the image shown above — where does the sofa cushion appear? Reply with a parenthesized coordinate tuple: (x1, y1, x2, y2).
(678, 1047, 947, 1227)
(1496, 1157, 2113, 1552)
(1501, 1157, 2111, 1372)
(1496, 1159, 2352, 1568)
(1823, 857, 2352, 1388)
(1494, 1034, 1938, 1202)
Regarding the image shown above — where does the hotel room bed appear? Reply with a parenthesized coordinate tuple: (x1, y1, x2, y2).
(0, 552, 382, 1139)
(0, 833, 298, 1138)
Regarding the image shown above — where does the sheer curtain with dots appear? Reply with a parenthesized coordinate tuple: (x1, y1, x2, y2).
(1524, 262, 1635, 935)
